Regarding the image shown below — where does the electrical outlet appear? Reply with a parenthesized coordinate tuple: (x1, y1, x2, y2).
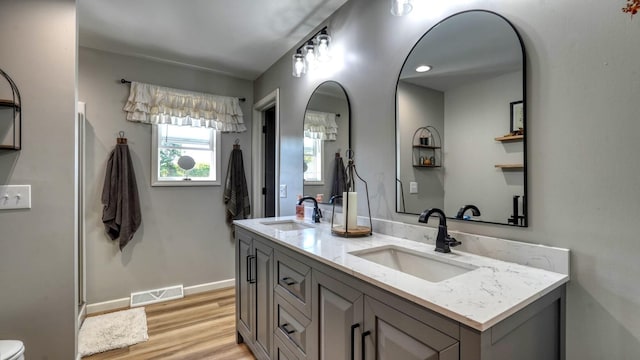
(279, 184, 287, 198)
(409, 182, 418, 194)
(0, 185, 31, 210)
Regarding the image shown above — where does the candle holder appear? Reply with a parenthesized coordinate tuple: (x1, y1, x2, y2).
(330, 149, 372, 237)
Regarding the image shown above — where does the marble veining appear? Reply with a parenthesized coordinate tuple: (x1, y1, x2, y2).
(235, 216, 569, 331)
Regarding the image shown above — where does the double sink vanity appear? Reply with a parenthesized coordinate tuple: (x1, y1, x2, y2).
(234, 217, 569, 360)
(236, 8, 568, 360)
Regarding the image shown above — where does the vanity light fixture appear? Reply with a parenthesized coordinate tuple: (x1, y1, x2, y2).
(292, 50, 306, 77)
(391, 0, 413, 16)
(416, 65, 432, 73)
(291, 26, 332, 78)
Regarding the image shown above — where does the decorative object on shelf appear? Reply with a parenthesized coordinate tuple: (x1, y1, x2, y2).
(411, 126, 442, 168)
(330, 149, 372, 237)
(390, 0, 413, 16)
(292, 26, 332, 78)
(509, 100, 524, 133)
(0, 68, 22, 150)
(623, 0, 640, 17)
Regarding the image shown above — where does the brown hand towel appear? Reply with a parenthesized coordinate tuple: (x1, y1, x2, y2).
(101, 144, 142, 250)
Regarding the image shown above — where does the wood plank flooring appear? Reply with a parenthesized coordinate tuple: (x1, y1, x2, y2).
(84, 287, 256, 360)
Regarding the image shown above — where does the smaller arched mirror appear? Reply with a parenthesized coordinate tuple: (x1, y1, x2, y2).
(396, 10, 527, 226)
(302, 81, 351, 204)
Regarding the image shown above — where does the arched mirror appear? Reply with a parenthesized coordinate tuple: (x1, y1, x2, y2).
(396, 10, 527, 226)
(303, 81, 351, 204)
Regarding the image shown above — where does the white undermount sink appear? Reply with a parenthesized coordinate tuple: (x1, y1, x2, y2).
(350, 245, 477, 283)
(260, 220, 315, 231)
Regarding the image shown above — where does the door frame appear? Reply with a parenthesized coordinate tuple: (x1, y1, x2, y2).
(252, 89, 280, 218)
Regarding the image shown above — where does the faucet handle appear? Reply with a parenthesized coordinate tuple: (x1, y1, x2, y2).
(446, 236, 461, 248)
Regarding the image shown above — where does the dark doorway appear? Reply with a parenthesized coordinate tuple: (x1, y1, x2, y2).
(263, 106, 276, 217)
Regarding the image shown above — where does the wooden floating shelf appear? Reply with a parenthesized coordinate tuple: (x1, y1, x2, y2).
(495, 164, 524, 169)
(412, 145, 441, 149)
(0, 99, 20, 109)
(413, 165, 442, 168)
(494, 135, 523, 142)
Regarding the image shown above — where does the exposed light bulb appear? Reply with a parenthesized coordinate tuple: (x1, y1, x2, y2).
(416, 65, 432, 73)
(391, 0, 413, 16)
(292, 51, 306, 77)
(315, 30, 331, 63)
(303, 41, 317, 70)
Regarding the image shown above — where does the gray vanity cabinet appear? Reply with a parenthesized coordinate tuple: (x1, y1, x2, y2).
(235, 227, 565, 360)
(363, 296, 459, 360)
(236, 228, 274, 360)
(307, 270, 364, 360)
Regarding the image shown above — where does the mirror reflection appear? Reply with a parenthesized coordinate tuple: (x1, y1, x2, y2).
(396, 10, 527, 226)
(303, 81, 350, 204)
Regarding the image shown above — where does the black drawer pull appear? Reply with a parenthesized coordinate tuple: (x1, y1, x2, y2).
(248, 255, 256, 284)
(361, 330, 371, 360)
(282, 277, 297, 286)
(281, 323, 296, 334)
(350, 323, 360, 360)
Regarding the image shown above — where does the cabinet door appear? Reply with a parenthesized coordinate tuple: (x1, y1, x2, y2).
(309, 270, 364, 360)
(236, 231, 253, 340)
(363, 296, 459, 360)
(254, 239, 274, 358)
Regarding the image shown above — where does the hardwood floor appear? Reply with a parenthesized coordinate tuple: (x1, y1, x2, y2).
(84, 287, 256, 360)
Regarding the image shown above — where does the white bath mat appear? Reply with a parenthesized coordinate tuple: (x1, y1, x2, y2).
(78, 307, 149, 357)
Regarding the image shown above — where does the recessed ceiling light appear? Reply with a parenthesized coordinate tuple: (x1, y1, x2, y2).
(416, 65, 432, 73)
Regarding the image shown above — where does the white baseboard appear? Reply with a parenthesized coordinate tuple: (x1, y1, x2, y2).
(184, 279, 235, 296)
(86, 279, 235, 315)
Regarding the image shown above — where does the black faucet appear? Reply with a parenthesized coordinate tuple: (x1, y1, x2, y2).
(418, 208, 462, 253)
(456, 205, 481, 220)
(297, 196, 323, 223)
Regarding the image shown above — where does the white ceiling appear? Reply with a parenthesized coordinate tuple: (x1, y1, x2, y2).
(78, 0, 348, 80)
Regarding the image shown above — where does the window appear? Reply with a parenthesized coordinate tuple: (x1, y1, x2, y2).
(151, 124, 221, 186)
(303, 136, 323, 184)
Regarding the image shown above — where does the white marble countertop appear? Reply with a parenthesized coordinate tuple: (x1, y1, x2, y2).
(235, 216, 569, 331)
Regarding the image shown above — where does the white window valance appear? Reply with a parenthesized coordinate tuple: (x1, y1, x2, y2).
(124, 81, 246, 133)
(304, 110, 338, 141)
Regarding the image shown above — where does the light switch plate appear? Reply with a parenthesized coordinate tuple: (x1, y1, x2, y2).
(279, 184, 287, 198)
(0, 185, 31, 210)
(409, 182, 418, 194)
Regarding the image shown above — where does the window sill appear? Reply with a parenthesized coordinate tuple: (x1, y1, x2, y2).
(152, 180, 220, 187)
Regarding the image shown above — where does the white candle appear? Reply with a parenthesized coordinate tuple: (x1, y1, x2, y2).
(342, 192, 358, 230)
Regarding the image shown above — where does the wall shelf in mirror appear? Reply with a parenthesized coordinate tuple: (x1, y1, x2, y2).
(411, 126, 441, 167)
(494, 134, 523, 142)
(0, 68, 22, 150)
(495, 164, 524, 169)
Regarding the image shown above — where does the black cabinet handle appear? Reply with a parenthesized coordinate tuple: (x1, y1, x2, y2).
(282, 276, 297, 286)
(361, 330, 371, 360)
(248, 255, 256, 284)
(350, 323, 360, 360)
(281, 323, 296, 334)
(245, 255, 252, 282)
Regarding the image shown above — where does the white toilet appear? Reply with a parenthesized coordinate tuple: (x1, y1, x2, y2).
(0, 340, 25, 360)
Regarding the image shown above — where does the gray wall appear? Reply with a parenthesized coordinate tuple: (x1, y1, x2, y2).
(254, 0, 640, 358)
(397, 81, 444, 213)
(304, 92, 350, 201)
(0, 0, 78, 359)
(78, 47, 253, 303)
(444, 71, 523, 222)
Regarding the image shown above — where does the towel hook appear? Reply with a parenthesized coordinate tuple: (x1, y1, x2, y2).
(117, 131, 128, 144)
(233, 138, 240, 149)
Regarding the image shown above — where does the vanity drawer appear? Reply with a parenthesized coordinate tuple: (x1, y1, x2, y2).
(274, 334, 299, 360)
(274, 293, 311, 359)
(275, 251, 312, 316)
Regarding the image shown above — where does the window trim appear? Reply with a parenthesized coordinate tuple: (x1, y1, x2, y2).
(303, 136, 324, 185)
(151, 124, 221, 187)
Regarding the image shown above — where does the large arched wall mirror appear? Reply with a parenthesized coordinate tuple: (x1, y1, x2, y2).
(303, 81, 351, 204)
(396, 10, 528, 226)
